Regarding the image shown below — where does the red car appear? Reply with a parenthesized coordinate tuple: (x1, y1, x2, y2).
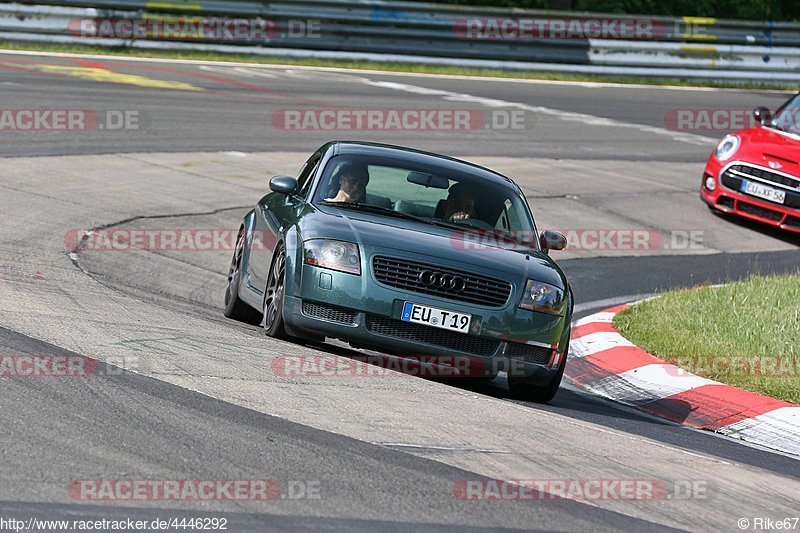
(701, 92, 800, 233)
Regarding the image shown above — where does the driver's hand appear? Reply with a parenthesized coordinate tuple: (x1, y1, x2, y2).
(449, 211, 471, 222)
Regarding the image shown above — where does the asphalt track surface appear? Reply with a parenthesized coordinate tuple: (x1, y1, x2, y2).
(0, 51, 799, 531)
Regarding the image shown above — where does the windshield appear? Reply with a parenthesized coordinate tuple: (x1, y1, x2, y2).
(313, 154, 539, 248)
(769, 93, 800, 135)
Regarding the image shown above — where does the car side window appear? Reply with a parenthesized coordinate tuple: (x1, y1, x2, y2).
(296, 154, 321, 199)
(496, 198, 524, 231)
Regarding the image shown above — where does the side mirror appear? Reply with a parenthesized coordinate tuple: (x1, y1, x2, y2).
(269, 175, 298, 195)
(539, 230, 567, 252)
(753, 107, 772, 125)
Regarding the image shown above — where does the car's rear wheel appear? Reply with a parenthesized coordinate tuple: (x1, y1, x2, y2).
(223, 227, 262, 325)
(507, 339, 568, 403)
(262, 243, 290, 339)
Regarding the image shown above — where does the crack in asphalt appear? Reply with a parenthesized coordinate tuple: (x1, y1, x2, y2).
(65, 205, 252, 318)
(0, 182, 77, 204)
(71, 204, 252, 240)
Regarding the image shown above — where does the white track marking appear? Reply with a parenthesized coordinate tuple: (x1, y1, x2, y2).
(720, 407, 800, 456)
(585, 363, 720, 404)
(361, 79, 718, 146)
(574, 311, 616, 327)
(569, 331, 635, 358)
(199, 65, 278, 79)
(233, 66, 278, 79)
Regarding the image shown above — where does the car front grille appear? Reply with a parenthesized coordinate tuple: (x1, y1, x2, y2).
(721, 164, 800, 209)
(302, 301, 358, 325)
(365, 315, 500, 357)
(505, 342, 554, 365)
(372, 256, 512, 308)
(725, 164, 800, 190)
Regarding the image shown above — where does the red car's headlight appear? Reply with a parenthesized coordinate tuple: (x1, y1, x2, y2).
(714, 134, 740, 161)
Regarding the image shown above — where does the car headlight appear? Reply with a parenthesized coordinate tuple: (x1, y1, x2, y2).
(304, 239, 361, 275)
(519, 280, 565, 315)
(714, 134, 740, 161)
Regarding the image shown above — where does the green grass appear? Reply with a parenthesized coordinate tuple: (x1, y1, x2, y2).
(614, 273, 800, 404)
(1, 40, 797, 91)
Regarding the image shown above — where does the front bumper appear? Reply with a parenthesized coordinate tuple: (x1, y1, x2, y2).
(283, 261, 568, 383)
(701, 158, 800, 233)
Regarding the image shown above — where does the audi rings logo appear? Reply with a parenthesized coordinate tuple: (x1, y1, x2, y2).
(419, 270, 466, 292)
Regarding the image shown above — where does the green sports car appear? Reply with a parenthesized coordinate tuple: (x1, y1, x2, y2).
(224, 141, 572, 402)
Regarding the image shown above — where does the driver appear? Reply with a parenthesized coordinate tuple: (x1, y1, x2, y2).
(440, 182, 477, 222)
(326, 162, 369, 203)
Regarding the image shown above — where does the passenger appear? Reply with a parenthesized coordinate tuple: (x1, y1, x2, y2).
(326, 162, 370, 204)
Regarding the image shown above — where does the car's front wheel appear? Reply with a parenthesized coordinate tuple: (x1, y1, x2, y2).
(223, 227, 262, 325)
(262, 243, 290, 339)
(507, 340, 568, 403)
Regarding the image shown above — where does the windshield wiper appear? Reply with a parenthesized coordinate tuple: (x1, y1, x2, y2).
(318, 201, 432, 224)
(425, 218, 476, 231)
(427, 218, 534, 246)
(318, 201, 535, 248)
(319, 202, 498, 236)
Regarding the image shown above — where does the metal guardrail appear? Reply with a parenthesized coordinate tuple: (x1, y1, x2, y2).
(15, 0, 800, 46)
(2, 1, 800, 82)
(2, 2, 592, 64)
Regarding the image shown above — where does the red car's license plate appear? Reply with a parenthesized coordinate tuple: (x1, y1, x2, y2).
(741, 179, 786, 204)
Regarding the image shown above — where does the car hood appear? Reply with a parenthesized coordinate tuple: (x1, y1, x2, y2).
(734, 126, 800, 175)
(300, 206, 567, 289)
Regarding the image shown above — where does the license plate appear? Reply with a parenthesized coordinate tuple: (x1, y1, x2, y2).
(401, 302, 471, 334)
(741, 179, 786, 204)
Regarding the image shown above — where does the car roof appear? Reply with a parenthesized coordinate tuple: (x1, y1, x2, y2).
(330, 141, 519, 190)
